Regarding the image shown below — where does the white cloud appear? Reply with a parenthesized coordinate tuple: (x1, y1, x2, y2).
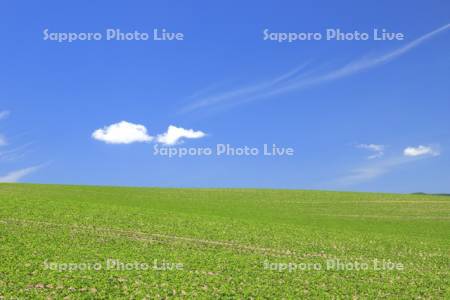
(156, 125, 206, 145)
(403, 145, 439, 157)
(182, 24, 450, 113)
(0, 165, 41, 183)
(0, 110, 10, 120)
(92, 121, 153, 144)
(357, 143, 385, 159)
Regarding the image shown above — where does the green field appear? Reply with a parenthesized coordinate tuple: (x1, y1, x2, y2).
(0, 183, 449, 299)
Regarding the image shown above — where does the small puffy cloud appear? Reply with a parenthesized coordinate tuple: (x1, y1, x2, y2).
(92, 121, 153, 144)
(357, 143, 385, 159)
(403, 145, 439, 157)
(156, 125, 206, 145)
(0, 110, 10, 120)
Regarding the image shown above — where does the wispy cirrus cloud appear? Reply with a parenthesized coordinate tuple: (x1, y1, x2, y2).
(0, 110, 10, 120)
(0, 165, 42, 183)
(181, 24, 450, 113)
(0, 134, 7, 147)
(0, 110, 10, 146)
(334, 156, 410, 186)
(335, 144, 441, 186)
(179, 62, 312, 114)
(357, 143, 385, 159)
(0, 142, 34, 162)
(0, 110, 44, 182)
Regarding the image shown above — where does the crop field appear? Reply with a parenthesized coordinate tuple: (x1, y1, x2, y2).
(0, 183, 449, 298)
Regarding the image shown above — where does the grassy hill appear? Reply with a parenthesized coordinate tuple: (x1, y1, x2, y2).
(0, 183, 449, 298)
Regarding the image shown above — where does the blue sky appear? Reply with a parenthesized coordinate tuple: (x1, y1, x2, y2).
(1, 1, 449, 193)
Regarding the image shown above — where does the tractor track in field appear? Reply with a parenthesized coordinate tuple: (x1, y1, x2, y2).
(0, 218, 328, 259)
(313, 213, 450, 220)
